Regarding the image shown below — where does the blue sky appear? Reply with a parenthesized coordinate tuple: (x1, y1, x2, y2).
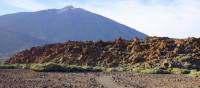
(0, 0, 200, 38)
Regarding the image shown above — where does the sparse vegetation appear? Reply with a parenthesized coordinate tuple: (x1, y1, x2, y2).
(176, 54, 191, 62)
(188, 70, 200, 77)
(0, 63, 29, 69)
(31, 63, 105, 72)
(131, 67, 145, 73)
(0, 64, 17, 69)
(0, 62, 199, 75)
(30, 64, 45, 71)
(140, 68, 168, 74)
(93, 66, 106, 72)
(106, 67, 124, 72)
(0, 60, 24, 69)
(167, 68, 190, 74)
(0, 63, 104, 72)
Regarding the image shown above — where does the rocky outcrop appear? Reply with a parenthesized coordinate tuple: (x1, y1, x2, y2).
(7, 37, 200, 69)
(128, 37, 200, 69)
(8, 38, 130, 67)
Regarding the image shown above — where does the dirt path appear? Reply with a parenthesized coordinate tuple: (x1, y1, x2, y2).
(96, 76, 125, 88)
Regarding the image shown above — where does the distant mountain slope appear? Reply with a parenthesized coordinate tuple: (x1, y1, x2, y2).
(0, 29, 47, 57)
(0, 6, 146, 42)
(0, 6, 147, 57)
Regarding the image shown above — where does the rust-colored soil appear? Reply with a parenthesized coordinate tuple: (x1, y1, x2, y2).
(1, 69, 200, 88)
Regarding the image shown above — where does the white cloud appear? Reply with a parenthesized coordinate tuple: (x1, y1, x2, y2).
(4, 0, 50, 11)
(0, 9, 3, 15)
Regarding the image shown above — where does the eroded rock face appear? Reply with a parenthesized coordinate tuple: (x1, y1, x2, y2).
(7, 37, 200, 68)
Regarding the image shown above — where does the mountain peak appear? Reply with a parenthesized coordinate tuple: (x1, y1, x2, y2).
(58, 5, 77, 13)
(62, 5, 75, 10)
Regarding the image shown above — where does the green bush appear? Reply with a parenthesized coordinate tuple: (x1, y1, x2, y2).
(131, 67, 145, 73)
(45, 63, 65, 72)
(167, 68, 190, 74)
(30, 63, 65, 72)
(0, 64, 17, 69)
(63, 65, 85, 72)
(188, 70, 200, 77)
(1, 63, 195, 74)
(92, 66, 105, 72)
(120, 64, 135, 72)
(82, 66, 94, 71)
(177, 54, 191, 62)
(30, 64, 46, 71)
(140, 68, 158, 74)
(29, 63, 105, 72)
(0, 63, 29, 69)
(140, 68, 169, 74)
(82, 66, 104, 72)
(20, 64, 31, 69)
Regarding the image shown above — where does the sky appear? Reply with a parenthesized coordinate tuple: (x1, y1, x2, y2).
(0, 0, 199, 38)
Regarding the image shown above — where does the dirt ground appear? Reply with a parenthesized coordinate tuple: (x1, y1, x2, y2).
(0, 69, 200, 88)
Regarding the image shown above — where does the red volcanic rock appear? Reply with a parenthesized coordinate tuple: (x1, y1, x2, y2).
(114, 37, 126, 48)
(159, 40, 167, 49)
(7, 37, 200, 69)
(175, 40, 184, 47)
(7, 40, 130, 66)
(128, 37, 200, 69)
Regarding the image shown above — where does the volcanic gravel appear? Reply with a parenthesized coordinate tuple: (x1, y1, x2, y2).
(1, 69, 200, 88)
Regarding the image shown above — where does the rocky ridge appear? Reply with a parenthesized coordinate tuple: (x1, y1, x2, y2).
(7, 37, 200, 69)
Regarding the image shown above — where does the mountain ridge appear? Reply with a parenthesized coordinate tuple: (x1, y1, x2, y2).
(0, 29, 48, 57)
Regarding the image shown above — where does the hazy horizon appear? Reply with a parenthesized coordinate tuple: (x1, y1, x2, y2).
(0, 0, 199, 38)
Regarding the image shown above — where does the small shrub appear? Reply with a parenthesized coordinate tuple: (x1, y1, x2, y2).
(63, 65, 85, 72)
(140, 68, 158, 74)
(116, 67, 125, 72)
(120, 64, 135, 72)
(106, 68, 116, 72)
(45, 63, 65, 72)
(106, 67, 124, 72)
(15, 64, 30, 69)
(131, 67, 145, 73)
(92, 66, 105, 72)
(82, 66, 94, 71)
(0, 64, 17, 69)
(188, 70, 200, 77)
(30, 63, 65, 72)
(30, 64, 105, 72)
(82, 66, 104, 72)
(177, 54, 191, 62)
(140, 68, 169, 74)
(167, 68, 190, 74)
(30, 64, 46, 71)
(21, 64, 31, 69)
(0, 63, 27, 69)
